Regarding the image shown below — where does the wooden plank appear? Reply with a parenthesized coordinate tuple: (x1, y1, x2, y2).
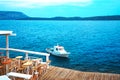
(41, 66, 120, 80)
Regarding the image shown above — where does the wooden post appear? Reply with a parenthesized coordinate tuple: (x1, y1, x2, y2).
(6, 35, 9, 58)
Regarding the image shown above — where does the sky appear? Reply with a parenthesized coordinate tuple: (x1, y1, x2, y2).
(0, 0, 120, 17)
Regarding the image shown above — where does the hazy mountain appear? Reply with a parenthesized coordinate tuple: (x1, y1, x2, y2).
(83, 15, 120, 20)
(0, 11, 28, 20)
(0, 11, 120, 20)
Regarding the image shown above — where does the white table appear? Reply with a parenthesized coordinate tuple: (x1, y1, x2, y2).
(0, 75, 11, 80)
(7, 72, 32, 80)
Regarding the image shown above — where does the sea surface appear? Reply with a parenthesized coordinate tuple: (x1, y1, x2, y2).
(0, 20, 120, 74)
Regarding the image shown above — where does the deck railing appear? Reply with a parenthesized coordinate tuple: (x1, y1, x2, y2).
(0, 48, 50, 62)
(0, 31, 50, 62)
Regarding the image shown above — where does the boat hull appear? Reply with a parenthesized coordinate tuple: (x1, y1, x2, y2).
(51, 52, 69, 57)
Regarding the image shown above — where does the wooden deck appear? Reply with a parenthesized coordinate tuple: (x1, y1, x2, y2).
(0, 66, 120, 80)
(41, 66, 120, 80)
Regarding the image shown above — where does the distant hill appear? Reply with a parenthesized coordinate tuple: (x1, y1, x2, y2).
(0, 11, 120, 20)
(19, 16, 120, 20)
(83, 15, 120, 20)
(0, 11, 28, 20)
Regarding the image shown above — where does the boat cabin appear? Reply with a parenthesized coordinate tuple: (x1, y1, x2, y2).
(54, 46, 64, 51)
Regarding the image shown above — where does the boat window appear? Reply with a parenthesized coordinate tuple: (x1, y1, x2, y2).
(56, 48, 58, 51)
(59, 48, 63, 50)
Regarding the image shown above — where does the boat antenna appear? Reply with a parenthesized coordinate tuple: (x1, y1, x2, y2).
(57, 43, 59, 46)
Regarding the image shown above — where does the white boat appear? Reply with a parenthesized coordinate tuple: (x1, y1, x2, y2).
(46, 44, 70, 57)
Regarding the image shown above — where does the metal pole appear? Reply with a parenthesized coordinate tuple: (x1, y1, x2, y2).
(46, 55, 50, 68)
(6, 35, 9, 58)
(6, 35, 9, 73)
(46, 55, 49, 62)
(25, 52, 28, 60)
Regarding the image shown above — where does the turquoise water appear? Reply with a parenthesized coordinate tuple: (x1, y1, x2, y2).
(0, 20, 120, 74)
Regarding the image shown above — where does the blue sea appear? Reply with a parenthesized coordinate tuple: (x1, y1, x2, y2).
(0, 20, 120, 74)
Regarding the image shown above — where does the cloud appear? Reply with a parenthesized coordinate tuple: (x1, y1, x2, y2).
(0, 0, 92, 8)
